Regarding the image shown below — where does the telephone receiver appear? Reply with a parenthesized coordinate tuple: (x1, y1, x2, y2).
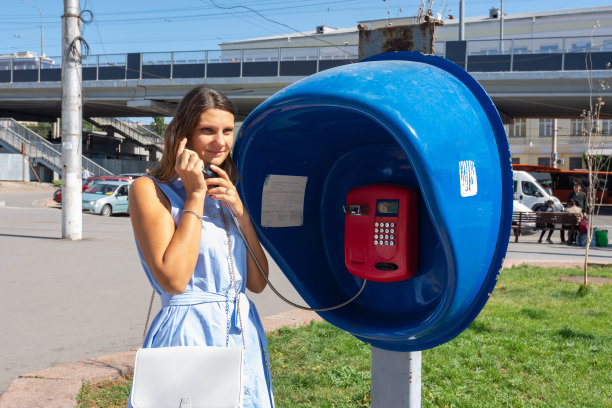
(203, 163, 216, 180)
(203, 163, 220, 189)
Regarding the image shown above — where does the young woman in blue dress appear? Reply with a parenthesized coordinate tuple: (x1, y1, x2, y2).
(128, 86, 274, 407)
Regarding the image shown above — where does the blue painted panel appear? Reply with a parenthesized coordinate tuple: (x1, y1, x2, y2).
(468, 54, 511, 72)
(513, 53, 562, 71)
(142, 65, 171, 79)
(99, 66, 126, 80)
(40, 68, 61, 82)
(234, 51, 512, 351)
(243, 62, 277, 77)
(173, 64, 204, 78)
(82, 67, 97, 81)
(13, 69, 38, 82)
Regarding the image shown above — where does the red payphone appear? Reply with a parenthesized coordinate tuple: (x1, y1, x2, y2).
(344, 184, 418, 282)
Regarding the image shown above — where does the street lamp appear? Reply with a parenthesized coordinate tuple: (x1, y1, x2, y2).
(22, 0, 44, 57)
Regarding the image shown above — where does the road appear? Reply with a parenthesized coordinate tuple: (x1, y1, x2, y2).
(0, 191, 302, 394)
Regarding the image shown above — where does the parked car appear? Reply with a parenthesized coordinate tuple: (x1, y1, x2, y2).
(82, 181, 131, 216)
(83, 176, 132, 192)
(53, 176, 132, 204)
(119, 173, 147, 180)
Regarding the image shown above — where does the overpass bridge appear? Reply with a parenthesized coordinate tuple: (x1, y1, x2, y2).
(0, 35, 611, 121)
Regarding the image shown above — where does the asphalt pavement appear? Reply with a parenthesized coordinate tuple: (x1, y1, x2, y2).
(0, 189, 303, 394)
(0, 187, 610, 395)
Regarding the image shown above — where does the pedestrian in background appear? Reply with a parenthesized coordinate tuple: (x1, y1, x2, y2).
(568, 182, 587, 213)
(82, 167, 92, 179)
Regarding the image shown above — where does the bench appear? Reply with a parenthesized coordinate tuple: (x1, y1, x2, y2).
(512, 212, 581, 242)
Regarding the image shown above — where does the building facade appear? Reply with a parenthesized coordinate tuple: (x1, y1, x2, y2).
(221, 6, 612, 170)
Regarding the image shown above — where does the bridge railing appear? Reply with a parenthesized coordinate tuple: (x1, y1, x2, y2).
(434, 34, 612, 72)
(1, 35, 611, 83)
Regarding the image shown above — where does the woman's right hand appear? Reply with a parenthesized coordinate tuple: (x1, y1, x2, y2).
(174, 138, 206, 197)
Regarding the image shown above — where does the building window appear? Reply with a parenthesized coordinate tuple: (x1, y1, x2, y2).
(571, 119, 585, 136)
(600, 119, 611, 135)
(511, 157, 520, 164)
(539, 119, 553, 137)
(509, 118, 526, 138)
(538, 157, 551, 166)
(569, 157, 583, 170)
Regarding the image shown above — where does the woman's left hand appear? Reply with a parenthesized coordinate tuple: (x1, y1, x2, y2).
(206, 164, 244, 217)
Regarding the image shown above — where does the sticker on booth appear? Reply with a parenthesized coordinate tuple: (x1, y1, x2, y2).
(459, 160, 477, 197)
(261, 175, 308, 227)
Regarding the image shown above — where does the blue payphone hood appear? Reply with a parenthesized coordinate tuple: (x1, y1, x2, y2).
(234, 51, 513, 351)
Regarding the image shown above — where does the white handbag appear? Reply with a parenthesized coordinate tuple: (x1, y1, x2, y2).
(131, 208, 245, 408)
(131, 346, 243, 408)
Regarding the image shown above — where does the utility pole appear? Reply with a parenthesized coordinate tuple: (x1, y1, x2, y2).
(61, 0, 82, 240)
(459, 0, 465, 41)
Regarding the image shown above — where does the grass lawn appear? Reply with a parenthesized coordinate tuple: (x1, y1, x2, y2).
(77, 265, 612, 408)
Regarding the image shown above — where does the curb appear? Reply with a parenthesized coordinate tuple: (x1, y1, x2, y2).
(0, 309, 323, 408)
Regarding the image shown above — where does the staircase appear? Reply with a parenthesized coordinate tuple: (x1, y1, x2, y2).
(87, 117, 164, 151)
(0, 118, 112, 176)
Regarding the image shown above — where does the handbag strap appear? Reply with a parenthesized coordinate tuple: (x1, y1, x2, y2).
(141, 289, 155, 347)
(220, 205, 246, 351)
(140, 205, 245, 350)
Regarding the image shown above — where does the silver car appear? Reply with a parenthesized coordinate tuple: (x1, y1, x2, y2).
(82, 181, 130, 216)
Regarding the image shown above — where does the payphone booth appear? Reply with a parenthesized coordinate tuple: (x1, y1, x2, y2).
(233, 52, 512, 354)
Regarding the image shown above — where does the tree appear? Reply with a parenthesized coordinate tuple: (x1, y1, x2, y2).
(579, 25, 611, 287)
(151, 117, 168, 136)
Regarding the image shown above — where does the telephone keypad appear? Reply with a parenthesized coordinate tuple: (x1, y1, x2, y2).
(373, 220, 398, 246)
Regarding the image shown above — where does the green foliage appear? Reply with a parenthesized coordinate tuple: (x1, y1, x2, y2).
(24, 122, 53, 139)
(77, 377, 132, 408)
(268, 322, 371, 407)
(52, 179, 62, 187)
(82, 120, 101, 132)
(77, 266, 612, 408)
(582, 152, 612, 172)
(151, 117, 168, 136)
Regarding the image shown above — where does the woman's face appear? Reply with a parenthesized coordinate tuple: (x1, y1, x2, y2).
(186, 108, 235, 166)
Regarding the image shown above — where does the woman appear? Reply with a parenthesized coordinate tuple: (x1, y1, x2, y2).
(128, 86, 274, 407)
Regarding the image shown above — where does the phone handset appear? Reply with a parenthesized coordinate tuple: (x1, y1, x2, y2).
(203, 163, 215, 180)
(202, 163, 219, 189)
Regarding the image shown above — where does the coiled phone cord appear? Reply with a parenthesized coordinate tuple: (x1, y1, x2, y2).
(223, 202, 367, 312)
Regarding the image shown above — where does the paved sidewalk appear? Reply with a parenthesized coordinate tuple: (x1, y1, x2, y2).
(0, 309, 323, 408)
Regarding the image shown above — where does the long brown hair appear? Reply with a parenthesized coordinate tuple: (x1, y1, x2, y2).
(151, 86, 239, 184)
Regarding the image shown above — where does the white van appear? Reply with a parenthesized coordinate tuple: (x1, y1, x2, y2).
(512, 170, 562, 210)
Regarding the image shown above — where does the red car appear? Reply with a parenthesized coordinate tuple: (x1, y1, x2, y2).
(53, 176, 132, 203)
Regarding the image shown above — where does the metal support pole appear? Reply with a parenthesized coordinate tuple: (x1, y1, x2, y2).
(552, 119, 558, 169)
(61, 0, 82, 240)
(23, 0, 45, 57)
(499, 0, 504, 40)
(371, 347, 421, 407)
(459, 0, 465, 41)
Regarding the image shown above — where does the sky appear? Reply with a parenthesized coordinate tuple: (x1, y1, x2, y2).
(1, 0, 612, 60)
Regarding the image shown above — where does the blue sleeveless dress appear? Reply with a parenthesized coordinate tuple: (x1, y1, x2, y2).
(129, 177, 274, 408)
